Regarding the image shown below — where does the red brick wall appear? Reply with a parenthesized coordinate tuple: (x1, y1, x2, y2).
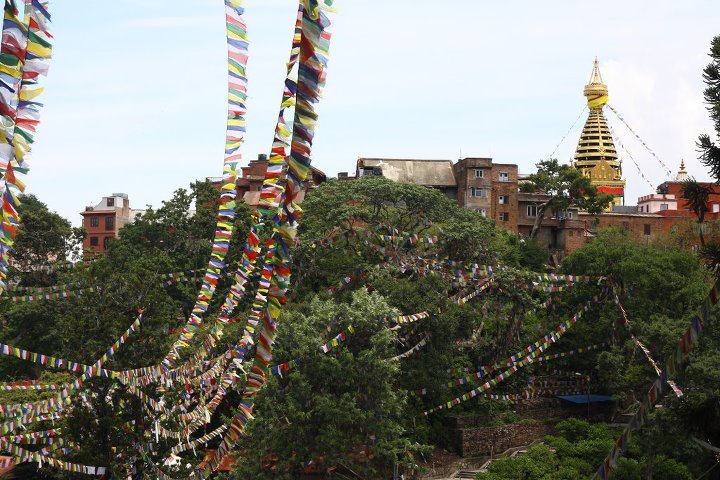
(81, 212, 117, 254)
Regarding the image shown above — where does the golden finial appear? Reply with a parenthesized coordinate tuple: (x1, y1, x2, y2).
(584, 57, 609, 109)
(675, 159, 689, 182)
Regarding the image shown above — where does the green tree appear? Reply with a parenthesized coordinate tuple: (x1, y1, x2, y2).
(559, 228, 720, 478)
(12, 194, 84, 274)
(698, 36, 720, 181)
(231, 290, 426, 479)
(680, 179, 712, 246)
(0, 182, 254, 477)
(521, 159, 613, 240)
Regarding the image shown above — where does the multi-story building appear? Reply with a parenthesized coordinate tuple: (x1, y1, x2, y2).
(209, 154, 327, 208)
(80, 193, 139, 254)
(454, 158, 519, 232)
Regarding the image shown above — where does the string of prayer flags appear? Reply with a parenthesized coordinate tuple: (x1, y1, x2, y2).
(422, 293, 604, 416)
(0, 0, 52, 297)
(456, 280, 493, 304)
(614, 290, 680, 396)
(591, 280, 719, 479)
(320, 325, 354, 353)
(161, 0, 250, 370)
(193, 3, 337, 477)
(395, 310, 435, 324)
(7, 282, 80, 294)
(390, 336, 429, 361)
(607, 104, 672, 177)
(7, 286, 95, 302)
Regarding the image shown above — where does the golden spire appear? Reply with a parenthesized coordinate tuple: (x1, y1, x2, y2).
(584, 57, 609, 109)
(573, 58, 625, 207)
(675, 159, 689, 182)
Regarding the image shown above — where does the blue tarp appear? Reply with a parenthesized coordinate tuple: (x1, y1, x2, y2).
(556, 394, 614, 404)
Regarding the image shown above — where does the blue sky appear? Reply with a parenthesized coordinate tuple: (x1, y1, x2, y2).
(21, 0, 720, 224)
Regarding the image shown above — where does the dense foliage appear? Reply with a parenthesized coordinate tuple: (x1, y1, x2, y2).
(2, 173, 720, 480)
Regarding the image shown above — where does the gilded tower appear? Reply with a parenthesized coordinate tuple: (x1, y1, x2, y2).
(573, 59, 625, 207)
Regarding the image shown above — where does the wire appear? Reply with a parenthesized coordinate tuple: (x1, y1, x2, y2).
(549, 105, 587, 160)
(607, 104, 673, 177)
(608, 123, 656, 190)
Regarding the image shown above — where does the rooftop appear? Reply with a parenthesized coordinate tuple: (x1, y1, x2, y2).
(357, 158, 456, 187)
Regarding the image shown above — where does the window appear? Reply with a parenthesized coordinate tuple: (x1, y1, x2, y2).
(105, 216, 114, 231)
(499, 172, 509, 182)
(478, 208, 487, 217)
(643, 224, 651, 236)
(470, 187, 488, 198)
(714, 204, 720, 213)
(527, 205, 538, 217)
(498, 195, 508, 205)
(474, 169, 484, 178)
(660, 204, 669, 211)
(90, 217, 99, 228)
(106, 198, 115, 207)
(90, 236, 98, 246)
(103, 237, 111, 250)
(361, 168, 374, 177)
(565, 211, 573, 219)
(498, 212, 509, 222)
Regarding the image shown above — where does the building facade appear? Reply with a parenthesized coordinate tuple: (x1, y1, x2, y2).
(356, 158, 457, 199)
(209, 154, 327, 208)
(80, 193, 139, 254)
(454, 158, 519, 232)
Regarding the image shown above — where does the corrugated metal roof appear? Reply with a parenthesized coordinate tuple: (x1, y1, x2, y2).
(358, 158, 456, 187)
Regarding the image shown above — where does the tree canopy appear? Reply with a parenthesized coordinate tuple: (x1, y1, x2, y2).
(520, 159, 613, 239)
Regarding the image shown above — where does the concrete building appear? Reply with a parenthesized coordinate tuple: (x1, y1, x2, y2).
(637, 193, 677, 214)
(80, 193, 138, 254)
(355, 158, 457, 200)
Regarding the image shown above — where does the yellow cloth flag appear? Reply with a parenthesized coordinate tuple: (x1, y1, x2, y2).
(588, 94, 609, 108)
(27, 43, 51, 58)
(19, 87, 44, 102)
(0, 64, 21, 79)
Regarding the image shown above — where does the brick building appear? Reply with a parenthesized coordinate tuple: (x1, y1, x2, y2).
(209, 154, 327, 208)
(453, 157, 519, 233)
(342, 156, 716, 260)
(80, 193, 141, 254)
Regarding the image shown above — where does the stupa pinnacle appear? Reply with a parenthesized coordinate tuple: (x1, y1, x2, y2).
(573, 58, 625, 207)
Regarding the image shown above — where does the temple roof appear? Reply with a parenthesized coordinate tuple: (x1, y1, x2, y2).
(573, 59, 625, 204)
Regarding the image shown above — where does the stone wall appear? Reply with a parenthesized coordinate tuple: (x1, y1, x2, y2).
(454, 421, 555, 457)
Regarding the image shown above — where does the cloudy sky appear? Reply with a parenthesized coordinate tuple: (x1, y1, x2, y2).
(21, 0, 720, 224)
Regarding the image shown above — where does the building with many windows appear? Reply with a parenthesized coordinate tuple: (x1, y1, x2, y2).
(453, 157, 519, 233)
